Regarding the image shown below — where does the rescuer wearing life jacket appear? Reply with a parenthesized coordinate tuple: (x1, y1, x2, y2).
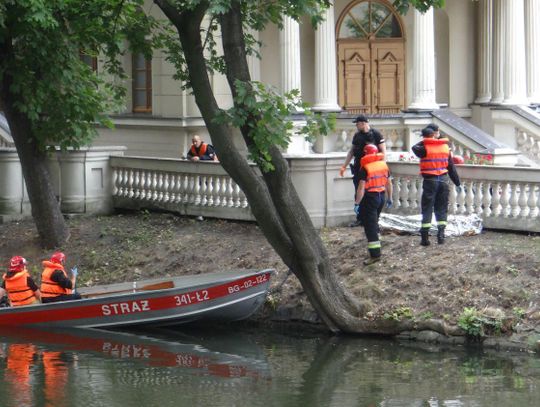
(186, 135, 218, 162)
(354, 144, 393, 265)
(0, 256, 41, 306)
(412, 127, 461, 246)
(339, 115, 386, 228)
(40, 252, 81, 303)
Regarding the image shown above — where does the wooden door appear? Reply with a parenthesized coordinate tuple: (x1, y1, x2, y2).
(338, 40, 404, 114)
(338, 42, 371, 115)
(371, 41, 404, 114)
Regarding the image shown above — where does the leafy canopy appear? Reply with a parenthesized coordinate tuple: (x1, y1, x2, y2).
(0, 0, 154, 150)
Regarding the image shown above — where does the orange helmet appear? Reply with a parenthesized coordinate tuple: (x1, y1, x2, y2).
(50, 252, 66, 265)
(363, 144, 378, 155)
(9, 256, 27, 272)
(452, 155, 464, 165)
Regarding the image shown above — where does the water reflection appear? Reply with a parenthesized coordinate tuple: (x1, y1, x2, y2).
(0, 327, 539, 406)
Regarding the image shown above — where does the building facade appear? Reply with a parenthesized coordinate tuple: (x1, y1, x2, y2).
(87, 0, 540, 163)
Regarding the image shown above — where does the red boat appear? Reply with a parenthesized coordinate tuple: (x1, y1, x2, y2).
(0, 269, 273, 328)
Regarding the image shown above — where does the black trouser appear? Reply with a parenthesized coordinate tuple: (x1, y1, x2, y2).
(421, 175, 450, 230)
(360, 191, 385, 258)
(42, 293, 82, 303)
(352, 167, 362, 221)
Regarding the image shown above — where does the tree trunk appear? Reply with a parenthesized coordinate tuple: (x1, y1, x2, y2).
(0, 42, 69, 249)
(155, 0, 460, 336)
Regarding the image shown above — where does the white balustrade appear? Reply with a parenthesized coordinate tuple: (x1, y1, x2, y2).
(110, 157, 255, 221)
(109, 156, 540, 232)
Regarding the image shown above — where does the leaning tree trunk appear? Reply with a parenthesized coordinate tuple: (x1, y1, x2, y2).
(154, 0, 460, 336)
(0, 42, 69, 249)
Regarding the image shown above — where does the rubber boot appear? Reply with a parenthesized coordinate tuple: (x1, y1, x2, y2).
(420, 229, 430, 246)
(437, 226, 445, 244)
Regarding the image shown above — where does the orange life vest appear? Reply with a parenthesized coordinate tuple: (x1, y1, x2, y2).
(2, 270, 38, 306)
(190, 143, 208, 158)
(43, 351, 68, 405)
(363, 154, 389, 193)
(40, 261, 72, 298)
(420, 138, 450, 176)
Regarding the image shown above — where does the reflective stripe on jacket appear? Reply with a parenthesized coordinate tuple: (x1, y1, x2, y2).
(3, 270, 37, 306)
(363, 154, 389, 193)
(420, 138, 450, 176)
(190, 143, 208, 158)
(40, 261, 71, 297)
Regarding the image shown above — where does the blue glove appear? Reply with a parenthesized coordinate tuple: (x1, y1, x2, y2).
(71, 267, 78, 278)
(456, 185, 462, 194)
(385, 199, 393, 209)
(354, 204, 360, 215)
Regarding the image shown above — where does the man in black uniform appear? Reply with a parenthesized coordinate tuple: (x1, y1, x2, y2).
(412, 127, 461, 246)
(339, 115, 386, 227)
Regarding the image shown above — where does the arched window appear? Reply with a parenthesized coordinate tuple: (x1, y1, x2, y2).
(338, 0, 403, 40)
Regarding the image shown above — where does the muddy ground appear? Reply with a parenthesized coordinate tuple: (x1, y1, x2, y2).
(1, 211, 539, 343)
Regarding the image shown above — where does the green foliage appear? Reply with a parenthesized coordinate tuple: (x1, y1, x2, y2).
(0, 0, 155, 151)
(392, 0, 446, 15)
(458, 307, 503, 338)
(506, 264, 520, 276)
(513, 307, 526, 320)
(383, 306, 413, 322)
(214, 80, 335, 172)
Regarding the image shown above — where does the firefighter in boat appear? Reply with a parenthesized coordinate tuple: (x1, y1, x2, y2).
(0, 256, 41, 306)
(40, 252, 81, 303)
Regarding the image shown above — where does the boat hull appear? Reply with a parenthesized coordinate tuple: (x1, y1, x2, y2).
(0, 269, 273, 328)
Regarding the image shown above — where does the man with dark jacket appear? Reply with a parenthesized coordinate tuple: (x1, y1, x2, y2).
(412, 127, 461, 246)
(187, 135, 218, 162)
(339, 115, 386, 227)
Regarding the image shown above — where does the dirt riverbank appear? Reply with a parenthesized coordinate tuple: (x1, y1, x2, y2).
(1, 211, 539, 350)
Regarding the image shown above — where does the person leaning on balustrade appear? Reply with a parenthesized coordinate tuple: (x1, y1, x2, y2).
(186, 135, 219, 162)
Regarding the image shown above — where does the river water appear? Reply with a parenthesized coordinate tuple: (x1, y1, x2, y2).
(0, 325, 539, 407)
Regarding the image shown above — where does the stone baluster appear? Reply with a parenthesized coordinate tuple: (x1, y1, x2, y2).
(519, 183, 529, 217)
(409, 178, 418, 210)
(173, 174, 182, 203)
(456, 183, 466, 214)
(482, 182, 492, 217)
(391, 177, 400, 209)
(500, 182, 510, 217)
(112, 168, 119, 196)
(491, 182, 502, 217)
(510, 182, 520, 217)
(465, 181, 475, 215)
(474, 181, 484, 215)
(157, 172, 164, 202)
(528, 185, 539, 218)
(132, 170, 140, 199)
(182, 174, 190, 204)
(200, 176, 208, 206)
(448, 185, 457, 214)
(399, 178, 410, 211)
(151, 172, 159, 201)
(194, 175, 201, 205)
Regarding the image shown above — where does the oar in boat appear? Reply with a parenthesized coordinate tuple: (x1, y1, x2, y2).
(81, 281, 174, 298)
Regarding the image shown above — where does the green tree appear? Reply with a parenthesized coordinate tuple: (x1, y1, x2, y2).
(0, 0, 151, 248)
(153, 0, 454, 334)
